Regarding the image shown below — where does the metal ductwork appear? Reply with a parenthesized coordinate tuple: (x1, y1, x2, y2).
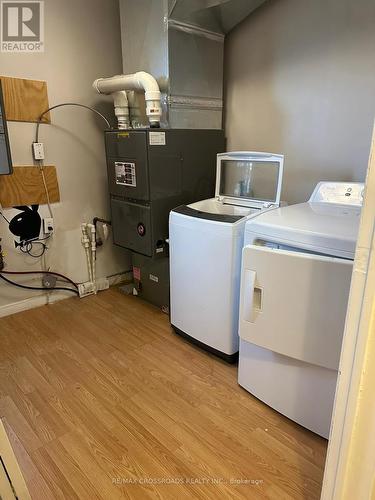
(119, 0, 267, 129)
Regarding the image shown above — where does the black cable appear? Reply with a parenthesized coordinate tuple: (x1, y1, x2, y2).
(93, 217, 111, 226)
(26, 242, 47, 258)
(34, 234, 52, 242)
(18, 241, 46, 258)
(0, 274, 79, 295)
(17, 234, 52, 258)
(0, 212, 10, 224)
(19, 243, 31, 254)
(1, 270, 78, 290)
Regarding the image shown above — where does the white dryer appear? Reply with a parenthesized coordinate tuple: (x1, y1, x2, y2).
(238, 181, 364, 438)
(169, 152, 284, 362)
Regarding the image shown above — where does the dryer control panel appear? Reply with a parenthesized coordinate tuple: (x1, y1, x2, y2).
(309, 182, 365, 206)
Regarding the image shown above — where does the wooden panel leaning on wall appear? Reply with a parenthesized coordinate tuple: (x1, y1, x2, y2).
(0, 166, 60, 208)
(0, 77, 50, 123)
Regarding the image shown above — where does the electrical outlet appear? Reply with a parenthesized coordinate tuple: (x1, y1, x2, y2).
(43, 218, 54, 234)
(32, 142, 45, 160)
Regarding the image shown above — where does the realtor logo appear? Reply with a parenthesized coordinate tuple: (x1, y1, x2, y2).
(1, 1, 44, 52)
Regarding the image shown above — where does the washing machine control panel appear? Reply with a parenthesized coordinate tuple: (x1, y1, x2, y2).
(309, 182, 365, 207)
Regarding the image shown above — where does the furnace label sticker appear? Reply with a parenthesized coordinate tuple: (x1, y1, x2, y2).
(115, 161, 136, 187)
(149, 132, 166, 146)
(133, 266, 141, 281)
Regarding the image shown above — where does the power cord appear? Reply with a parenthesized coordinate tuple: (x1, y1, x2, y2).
(19, 240, 48, 258)
(0, 212, 9, 224)
(1, 270, 78, 290)
(0, 274, 79, 295)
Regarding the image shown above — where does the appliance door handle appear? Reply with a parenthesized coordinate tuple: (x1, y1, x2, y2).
(242, 269, 256, 323)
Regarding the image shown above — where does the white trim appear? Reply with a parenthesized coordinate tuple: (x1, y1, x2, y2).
(0, 293, 65, 318)
(0, 419, 31, 499)
(0, 271, 132, 318)
(321, 121, 375, 499)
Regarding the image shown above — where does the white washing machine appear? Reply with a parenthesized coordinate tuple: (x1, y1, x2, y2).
(238, 181, 365, 437)
(169, 151, 284, 362)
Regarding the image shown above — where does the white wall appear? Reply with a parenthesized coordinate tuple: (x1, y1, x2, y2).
(0, 0, 130, 310)
(224, 0, 375, 203)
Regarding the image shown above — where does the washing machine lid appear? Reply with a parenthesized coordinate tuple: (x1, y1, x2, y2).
(215, 151, 284, 209)
(245, 200, 362, 258)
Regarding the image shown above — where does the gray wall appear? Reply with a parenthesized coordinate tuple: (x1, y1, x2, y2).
(0, 0, 129, 310)
(224, 0, 375, 203)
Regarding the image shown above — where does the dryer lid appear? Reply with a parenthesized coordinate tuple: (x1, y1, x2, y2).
(215, 151, 284, 209)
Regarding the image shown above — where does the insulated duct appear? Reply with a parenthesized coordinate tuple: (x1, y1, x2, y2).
(119, 0, 267, 129)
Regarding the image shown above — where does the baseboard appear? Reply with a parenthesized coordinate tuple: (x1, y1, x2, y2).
(0, 293, 66, 318)
(0, 271, 133, 319)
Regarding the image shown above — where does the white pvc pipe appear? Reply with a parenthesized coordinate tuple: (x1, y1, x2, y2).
(112, 91, 130, 130)
(81, 223, 93, 285)
(127, 90, 144, 128)
(93, 71, 162, 126)
(87, 224, 97, 294)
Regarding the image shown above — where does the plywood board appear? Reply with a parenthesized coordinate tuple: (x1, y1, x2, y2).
(0, 166, 60, 208)
(0, 76, 51, 123)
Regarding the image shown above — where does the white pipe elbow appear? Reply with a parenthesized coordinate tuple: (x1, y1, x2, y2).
(93, 71, 162, 127)
(133, 71, 160, 99)
(133, 72, 162, 126)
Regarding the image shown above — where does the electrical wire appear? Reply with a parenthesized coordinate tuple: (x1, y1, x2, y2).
(16, 103, 112, 286)
(0, 273, 79, 295)
(34, 103, 111, 219)
(0, 270, 78, 289)
(18, 234, 52, 259)
(39, 162, 53, 218)
(0, 201, 10, 224)
(34, 233, 52, 242)
(0, 212, 9, 224)
(19, 242, 32, 254)
(25, 241, 47, 258)
(35, 102, 111, 143)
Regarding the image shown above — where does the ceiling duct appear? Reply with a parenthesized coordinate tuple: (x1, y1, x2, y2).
(119, 0, 267, 129)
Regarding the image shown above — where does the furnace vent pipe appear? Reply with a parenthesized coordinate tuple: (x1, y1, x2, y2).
(112, 91, 130, 129)
(93, 71, 162, 127)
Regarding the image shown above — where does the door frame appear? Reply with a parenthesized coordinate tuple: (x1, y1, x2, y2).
(0, 419, 31, 499)
(321, 122, 375, 499)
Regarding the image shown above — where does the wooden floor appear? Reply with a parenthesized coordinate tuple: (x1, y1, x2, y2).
(0, 288, 327, 499)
